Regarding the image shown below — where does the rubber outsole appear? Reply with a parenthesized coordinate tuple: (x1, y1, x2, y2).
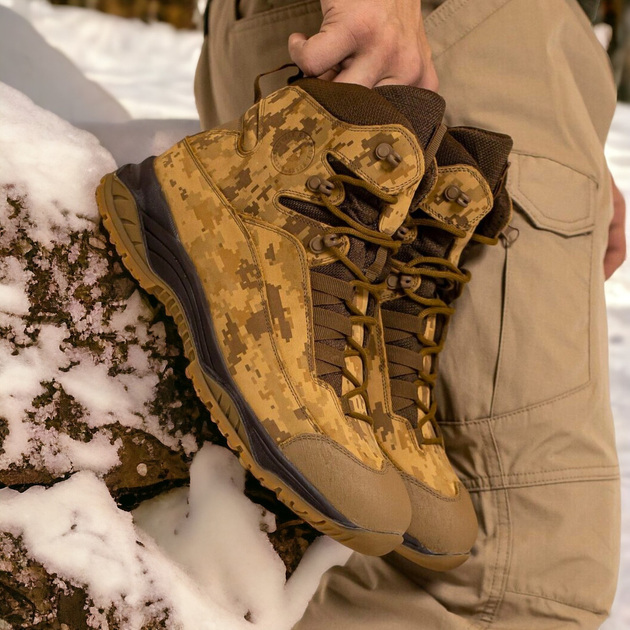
(96, 172, 403, 556)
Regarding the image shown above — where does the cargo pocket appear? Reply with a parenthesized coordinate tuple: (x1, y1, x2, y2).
(491, 152, 597, 416)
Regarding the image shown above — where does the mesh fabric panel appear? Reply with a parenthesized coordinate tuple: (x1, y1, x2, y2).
(449, 127, 513, 193)
(374, 85, 446, 149)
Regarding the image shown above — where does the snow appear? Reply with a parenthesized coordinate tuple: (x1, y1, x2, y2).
(601, 102, 630, 630)
(0, 470, 252, 630)
(134, 444, 351, 629)
(0, 82, 114, 244)
(0, 446, 349, 630)
(1, 0, 202, 119)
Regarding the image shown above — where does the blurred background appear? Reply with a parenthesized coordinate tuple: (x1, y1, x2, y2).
(0, 0, 628, 626)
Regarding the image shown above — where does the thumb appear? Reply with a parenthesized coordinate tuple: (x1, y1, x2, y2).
(288, 30, 355, 78)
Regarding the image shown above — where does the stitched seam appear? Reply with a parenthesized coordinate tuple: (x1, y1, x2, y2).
(504, 589, 606, 616)
(283, 87, 423, 192)
(419, 164, 493, 228)
(439, 380, 591, 425)
(465, 473, 620, 493)
(513, 165, 595, 228)
(587, 228, 593, 385)
(230, 0, 321, 34)
(420, 165, 492, 227)
(510, 149, 599, 185)
(467, 465, 620, 480)
(184, 138, 321, 435)
(401, 472, 463, 502)
(239, 216, 350, 431)
(425, 0, 474, 31)
(489, 241, 509, 416)
(427, 0, 512, 60)
(478, 425, 512, 625)
(280, 433, 388, 474)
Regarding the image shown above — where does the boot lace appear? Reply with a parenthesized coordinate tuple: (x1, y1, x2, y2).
(384, 217, 474, 444)
(309, 173, 401, 424)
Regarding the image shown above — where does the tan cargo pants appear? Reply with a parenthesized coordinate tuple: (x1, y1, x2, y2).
(194, 0, 621, 627)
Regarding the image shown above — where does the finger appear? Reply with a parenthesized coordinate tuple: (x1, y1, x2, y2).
(288, 29, 356, 78)
(318, 67, 342, 82)
(604, 245, 626, 279)
(333, 56, 383, 88)
(417, 63, 440, 92)
(604, 225, 627, 279)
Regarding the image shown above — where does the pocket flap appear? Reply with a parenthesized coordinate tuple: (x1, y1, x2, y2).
(506, 152, 596, 236)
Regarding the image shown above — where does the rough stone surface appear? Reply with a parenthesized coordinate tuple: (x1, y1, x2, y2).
(0, 190, 319, 627)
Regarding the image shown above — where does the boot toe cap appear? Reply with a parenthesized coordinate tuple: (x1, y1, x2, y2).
(280, 434, 412, 538)
(402, 476, 478, 557)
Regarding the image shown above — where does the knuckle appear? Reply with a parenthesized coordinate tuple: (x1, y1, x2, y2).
(296, 47, 326, 76)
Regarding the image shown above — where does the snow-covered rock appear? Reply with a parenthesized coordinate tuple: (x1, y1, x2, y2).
(0, 83, 351, 629)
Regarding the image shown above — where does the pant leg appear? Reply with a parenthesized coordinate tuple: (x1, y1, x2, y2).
(296, 1, 620, 628)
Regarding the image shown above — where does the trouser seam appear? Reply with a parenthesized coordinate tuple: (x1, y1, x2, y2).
(471, 464, 620, 478)
(475, 420, 512, 627)
(440, 380, 592, 426)
(503, 588, 607, 616)
(465, 473, 620, 492)
(488, 239, 509, 417)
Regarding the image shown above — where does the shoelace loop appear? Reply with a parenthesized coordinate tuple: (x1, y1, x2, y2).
(313, 173, 400, 423)
(387, 217, 474, 444)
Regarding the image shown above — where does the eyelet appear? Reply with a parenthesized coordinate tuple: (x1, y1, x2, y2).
(399, 275, 414, 289)
(309, 233, 340, 253)
(443, 184, 470, 207)
(306, 175, 334, 196)
(395, 225, 411, 240)
(386, 274, 399, 290)
(309, 235, 324, 253)
(375, 143, 402, 168)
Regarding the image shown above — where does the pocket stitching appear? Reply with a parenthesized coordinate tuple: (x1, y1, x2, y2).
(503, 588, 609, 616)
(231, 0, 321, 33)
(510, 153, 596, 231)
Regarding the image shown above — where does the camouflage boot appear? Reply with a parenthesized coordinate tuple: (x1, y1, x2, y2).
(365, 110, 514, 568)
(96, 78, 448, 555)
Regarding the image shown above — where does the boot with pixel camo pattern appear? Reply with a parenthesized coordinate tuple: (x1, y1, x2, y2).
(96, 77, 450, 555)
(364, 110, 514, 569)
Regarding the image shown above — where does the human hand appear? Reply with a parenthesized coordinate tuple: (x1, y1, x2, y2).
(605, 171, 627, 280)
(288, 0, 438, 90)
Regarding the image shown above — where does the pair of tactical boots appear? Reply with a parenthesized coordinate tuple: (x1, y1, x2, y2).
(97, 76, 512, 570)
